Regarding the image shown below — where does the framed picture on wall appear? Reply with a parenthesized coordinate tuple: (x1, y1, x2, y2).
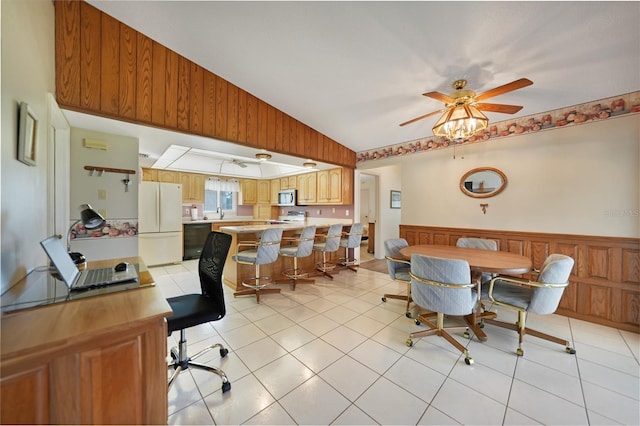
(18, 102, 38, 166)
(390, 190, 401, 209)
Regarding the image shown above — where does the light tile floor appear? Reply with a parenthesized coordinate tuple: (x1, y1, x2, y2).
(154, 259, 640, 425)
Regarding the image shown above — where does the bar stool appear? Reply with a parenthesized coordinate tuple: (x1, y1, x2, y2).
(276, 224, 316, 290)
(312, 223, 343, 280)
(233, 227, 283, 303)
(338, 222, 364, 272)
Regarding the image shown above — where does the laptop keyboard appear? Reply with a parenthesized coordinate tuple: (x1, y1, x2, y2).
(82, 268, 113, 286)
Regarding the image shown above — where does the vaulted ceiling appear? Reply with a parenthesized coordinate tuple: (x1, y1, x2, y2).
(77, 1, 639, 169)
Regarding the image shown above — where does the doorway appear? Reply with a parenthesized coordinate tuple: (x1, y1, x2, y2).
(359, 172, 378, 260)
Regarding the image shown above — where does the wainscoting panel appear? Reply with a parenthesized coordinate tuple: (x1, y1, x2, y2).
(399, 225, 640, 332)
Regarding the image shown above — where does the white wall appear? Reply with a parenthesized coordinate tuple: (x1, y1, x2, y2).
(69, 128, 139, 260)
(399, 115, 639, 238)
(1, 0, 55, 292)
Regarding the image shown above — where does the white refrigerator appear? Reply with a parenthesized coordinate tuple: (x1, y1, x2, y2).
(138, 182, 183, 266)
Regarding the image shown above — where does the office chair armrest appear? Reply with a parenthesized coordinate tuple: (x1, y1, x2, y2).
(385, 255, 411, 266)
(409, 271, 476, 289)
(486, 275, 569, 301)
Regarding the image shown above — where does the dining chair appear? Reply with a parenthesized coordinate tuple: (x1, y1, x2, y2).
(483, 253, 576, 356)
(313, 223, 343, 279)
(338, 222, 364, 272)
(276, 224, 316, 290)
(456, 237, 498, 284)
(406, 254, 477, 365)
(167, 231, 232, 392)
(233, 227, 283, 303)
(382, 238, 413, 318)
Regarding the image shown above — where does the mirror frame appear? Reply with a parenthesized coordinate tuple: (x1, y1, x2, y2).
(459, 167, 507, 198)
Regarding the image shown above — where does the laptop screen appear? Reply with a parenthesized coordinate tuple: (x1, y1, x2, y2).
(40, 235, 80, 288)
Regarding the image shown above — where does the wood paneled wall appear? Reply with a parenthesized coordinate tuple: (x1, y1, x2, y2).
(399, 225, 640, 333)
(54, 1, 356, 168)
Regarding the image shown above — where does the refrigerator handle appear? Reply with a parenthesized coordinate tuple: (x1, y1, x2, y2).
(156, 186, 160, 227)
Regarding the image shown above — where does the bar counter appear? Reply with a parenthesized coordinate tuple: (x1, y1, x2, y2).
(219, 222, 349, 290)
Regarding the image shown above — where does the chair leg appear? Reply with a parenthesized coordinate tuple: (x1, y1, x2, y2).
(234, 264, 281, 303)
(315, 251, 336, 279)
(168, 329, 231, 392)
(275, 256, 315, 290)
(484, 310, 576, 356)
(406, 312, 473, 365)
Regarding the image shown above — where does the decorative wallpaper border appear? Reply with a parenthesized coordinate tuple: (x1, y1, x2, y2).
(69, 219, 138, 240)
(356, 91, 640, 163)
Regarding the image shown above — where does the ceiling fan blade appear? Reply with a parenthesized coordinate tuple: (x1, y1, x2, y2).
(476, 103, 523, 114)
(422, 91, 455, 103)
(474, 78, 533, 102)
(399, 109, 442, 127)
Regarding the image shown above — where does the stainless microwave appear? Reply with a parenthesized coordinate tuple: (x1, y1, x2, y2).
(277, 189, 297, 206)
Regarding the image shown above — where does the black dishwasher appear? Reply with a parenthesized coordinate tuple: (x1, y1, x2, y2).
(183, 223, 211, 260)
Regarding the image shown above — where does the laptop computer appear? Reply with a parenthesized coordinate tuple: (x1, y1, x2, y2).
(40, 235, 138, 291)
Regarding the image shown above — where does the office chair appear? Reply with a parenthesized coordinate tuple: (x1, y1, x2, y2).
(276, 224, 316, 290)
(483, 253, 576, 356)
(337, 222, 364, 272)
(233, 227, 283, 303)
(456, 237, 498, 285)
(167, 231, 232, 392)
(406, 254, 477, 365)
(312, 223, 343, 280)
(382, 238, 413, 318)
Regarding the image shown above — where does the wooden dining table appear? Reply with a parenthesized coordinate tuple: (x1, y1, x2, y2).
(399, 244, 532, 341)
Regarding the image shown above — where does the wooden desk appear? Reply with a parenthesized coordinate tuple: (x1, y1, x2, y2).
(399, 245, 532, 340)
(0, 257, 172, 424)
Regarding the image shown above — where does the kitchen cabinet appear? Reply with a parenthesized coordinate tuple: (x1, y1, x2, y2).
(157, 170, 180, 183)
(240, 179, 257, 204)
(317, 168, 343, 204)
(142, 167, 157, 182)
(270, 178, 281, 204)
(280, 176, 296, 190)
(297, 173, 317, 204)
(257, 180, 271, 204)
(180, 172, 205, 203)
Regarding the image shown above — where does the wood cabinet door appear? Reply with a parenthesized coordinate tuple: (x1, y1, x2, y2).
(297, 173, 317, 204)
(270, 178, 280, 204)
(142, 168, 158, 182)
(157, 170, 179, 183)
(257, 180, 271, 204)
(327, 168, 342, 203)
(0, 365, 50, 424)
(241, 179, 257, 204)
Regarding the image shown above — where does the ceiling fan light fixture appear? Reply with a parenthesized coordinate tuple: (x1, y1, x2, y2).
(433, 103, 488, 141)
(255, 153, 272, 161)
(303, 161, 316, 168)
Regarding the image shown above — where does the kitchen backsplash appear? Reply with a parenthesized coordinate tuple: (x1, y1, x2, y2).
(182, 204, 354, 220)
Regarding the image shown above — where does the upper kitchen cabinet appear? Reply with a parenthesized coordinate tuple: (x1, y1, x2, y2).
(317, 169, 342, 204)
(257, 180, 271, 204)
(280, 176, 296, 190)
(270, 178, 280, 204)
(142, 168, 157, 182)
(53, 1, 356, 169)
(240, 179, 257, 205)
(141, 168, 180, 183)
(180, 173, 205, 203)
(297, 173, 317, 205)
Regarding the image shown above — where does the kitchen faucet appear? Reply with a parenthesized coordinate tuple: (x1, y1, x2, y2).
(217, 207, 224, 219)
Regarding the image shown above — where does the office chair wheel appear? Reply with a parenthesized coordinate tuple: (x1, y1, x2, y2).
(381, 296, 387, 302)
(221, 381, 231, 393)
(220, 347, 229, 358)
(406, 338, 413, 347)
(464, 357, 474, 365)
(566, 346, 576, 355)
(405, 312, 412, 318)
(516, 348, 524, 356)
(414, 319, 421, 326)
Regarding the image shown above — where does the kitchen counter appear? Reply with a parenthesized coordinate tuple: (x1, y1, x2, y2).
(183, 217, 260, 224)
(219, 221, 354, 290)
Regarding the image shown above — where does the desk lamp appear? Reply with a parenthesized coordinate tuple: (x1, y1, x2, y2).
(67, 203, 105, 265)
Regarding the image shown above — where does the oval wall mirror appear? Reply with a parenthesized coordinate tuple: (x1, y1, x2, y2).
(460, 167, 507, 198)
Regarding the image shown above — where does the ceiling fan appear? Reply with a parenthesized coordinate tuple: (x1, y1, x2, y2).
(399, 78, 533, 128)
